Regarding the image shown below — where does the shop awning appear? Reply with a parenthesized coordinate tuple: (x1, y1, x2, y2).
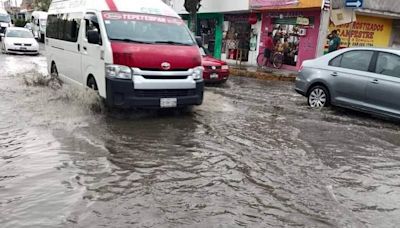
(250, 0, 322, 11)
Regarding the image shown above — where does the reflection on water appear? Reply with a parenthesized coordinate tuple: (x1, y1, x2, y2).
(0, 54, 400, 227)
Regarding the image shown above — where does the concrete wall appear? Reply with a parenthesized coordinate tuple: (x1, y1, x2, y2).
(171, 0, 249, 14)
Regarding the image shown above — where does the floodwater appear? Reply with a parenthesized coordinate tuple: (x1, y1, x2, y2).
(0, 51, 400, 228)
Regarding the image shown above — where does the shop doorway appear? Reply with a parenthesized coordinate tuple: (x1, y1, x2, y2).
(195, 13, 223, 59)
(198, 18, 217, 56)
(223, 19, 252, 62)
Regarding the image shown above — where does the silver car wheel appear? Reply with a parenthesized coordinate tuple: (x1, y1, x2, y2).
(309, 88, 327, 108)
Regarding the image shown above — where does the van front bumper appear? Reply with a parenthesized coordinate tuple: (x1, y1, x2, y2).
(106, 78, 204, 109)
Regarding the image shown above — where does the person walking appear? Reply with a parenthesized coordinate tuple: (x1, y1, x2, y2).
(262, 32, 274, 69)
(327, 30, 341, 53)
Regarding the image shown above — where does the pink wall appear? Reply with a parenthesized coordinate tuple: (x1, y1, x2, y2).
(259, 10, 321, 71)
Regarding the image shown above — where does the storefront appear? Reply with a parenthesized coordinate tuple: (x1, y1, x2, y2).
(222, 14, 253, 62)
(181, 13, 223, 59)
(260, 10, 321, 70)
(327, 14, 393, 50)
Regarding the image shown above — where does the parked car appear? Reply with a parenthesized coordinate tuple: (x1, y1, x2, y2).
(200, 47, 229, 83)
(295, 47, 400, 119)
(0, 9, 11, 40)
(46, 0, 204, 109)
(31, 11, 47, 42)
(1, 27, 39, 55)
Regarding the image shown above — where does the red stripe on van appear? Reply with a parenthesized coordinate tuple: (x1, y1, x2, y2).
(105, 0, 118, 11)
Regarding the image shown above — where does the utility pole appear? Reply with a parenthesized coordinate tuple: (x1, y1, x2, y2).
(347, 9, 354, 47)
(316, 0, 331, 57)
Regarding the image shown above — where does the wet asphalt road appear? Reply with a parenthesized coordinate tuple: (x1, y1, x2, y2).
(0, 45, 400, 228)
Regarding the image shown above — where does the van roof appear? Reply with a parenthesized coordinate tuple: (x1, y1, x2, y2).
(32, 11, 48, 19)
(48, 0, 179, 18)
(0, 9, 9, 14)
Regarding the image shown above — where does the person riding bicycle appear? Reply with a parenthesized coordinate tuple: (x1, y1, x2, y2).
(262, 32, 274, 69)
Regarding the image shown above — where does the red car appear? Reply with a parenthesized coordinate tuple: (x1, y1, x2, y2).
(200, 47, 229, 83)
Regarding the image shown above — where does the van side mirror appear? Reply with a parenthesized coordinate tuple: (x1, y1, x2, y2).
(87, 30, 101, 45)
(195, 36, 203, 47)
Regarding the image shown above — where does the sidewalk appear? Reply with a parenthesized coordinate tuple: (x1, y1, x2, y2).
(229, 65, 297, 82)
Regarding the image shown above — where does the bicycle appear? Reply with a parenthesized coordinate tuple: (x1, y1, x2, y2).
(257, 51, 284, 69)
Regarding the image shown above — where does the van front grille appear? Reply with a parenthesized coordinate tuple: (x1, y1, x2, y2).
(134, 89, 197, 98)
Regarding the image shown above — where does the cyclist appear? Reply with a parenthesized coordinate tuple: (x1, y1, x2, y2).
(262, 32, 274, 69)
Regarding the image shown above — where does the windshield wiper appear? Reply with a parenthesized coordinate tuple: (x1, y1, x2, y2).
(154, 41, 193, 46)
(110, 38, 154, 44)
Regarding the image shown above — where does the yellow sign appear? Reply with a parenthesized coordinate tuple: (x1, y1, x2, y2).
(328, 15, 393, 48)
(296, 17, 310, 25)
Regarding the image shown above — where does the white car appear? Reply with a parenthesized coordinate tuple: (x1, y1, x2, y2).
(1, 27, 39, 55)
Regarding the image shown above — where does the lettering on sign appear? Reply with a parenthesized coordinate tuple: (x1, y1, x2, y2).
(296, 17, 310, 26)
(327, 15, 392, 49)
(102, 12, 183, 25)
(250, 0, 299, 8)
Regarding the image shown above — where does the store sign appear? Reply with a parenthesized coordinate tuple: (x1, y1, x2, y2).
(327, 15, 392, 49)
(250, 0, 299, 9)
(296, 17, 310, 25)
(266, 11, 303, 18)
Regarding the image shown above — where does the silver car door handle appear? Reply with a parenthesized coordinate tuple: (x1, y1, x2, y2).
(331, 72, 338, 77)
(371, 79, 379, 84)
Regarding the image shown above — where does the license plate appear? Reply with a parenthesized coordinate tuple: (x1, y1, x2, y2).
(160, 98, 177, 108)
(20, 47, 27, 50)
(211, 73, 219, 79)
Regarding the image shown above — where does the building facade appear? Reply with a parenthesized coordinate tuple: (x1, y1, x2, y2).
(171, 0, 400, 71)
(328, 0, 400, 50)
(171, 0, 262, 67)
(252, 0, 322, 70)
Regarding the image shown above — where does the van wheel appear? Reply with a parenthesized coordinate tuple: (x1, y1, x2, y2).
(87, 76, 98, 91)
(51, 63, 58, 78)
(1, 43, 6, 54)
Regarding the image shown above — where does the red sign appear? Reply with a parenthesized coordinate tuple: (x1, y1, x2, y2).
(250, 0, 299, 8)
(102, 12, 183, 25)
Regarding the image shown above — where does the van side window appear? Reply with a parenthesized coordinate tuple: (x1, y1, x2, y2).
(85, 14, 101, 38)
(47, 13, 81, 42)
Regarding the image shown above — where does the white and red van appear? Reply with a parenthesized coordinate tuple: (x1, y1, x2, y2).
(46, 0, 204, 109)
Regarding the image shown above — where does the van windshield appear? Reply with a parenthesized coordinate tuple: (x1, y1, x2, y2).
(102, 12, 195, 46)
(0, 14, 11, 23)
(6, 29, 34, 38)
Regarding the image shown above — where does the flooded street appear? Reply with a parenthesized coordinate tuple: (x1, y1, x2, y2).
(1, 50, 400, 228)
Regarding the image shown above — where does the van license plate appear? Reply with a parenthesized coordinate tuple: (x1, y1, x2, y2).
(160, 98, 177, 108)
(211, 73, 219, 79)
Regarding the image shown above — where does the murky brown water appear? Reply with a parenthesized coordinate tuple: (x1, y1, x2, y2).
(1, 52, 400, 228)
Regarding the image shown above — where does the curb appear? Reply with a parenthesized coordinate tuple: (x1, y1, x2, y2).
(230, 68, 297, 82)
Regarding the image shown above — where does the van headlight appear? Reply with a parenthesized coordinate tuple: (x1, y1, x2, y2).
(106, 64, 132, 80)
(192, 66, 204, 80)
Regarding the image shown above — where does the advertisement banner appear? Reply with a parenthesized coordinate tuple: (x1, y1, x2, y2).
(250, 0, 299, 9)
(327, 15, 392, 49)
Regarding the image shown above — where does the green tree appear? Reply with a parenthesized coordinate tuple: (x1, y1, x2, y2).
(184, 0, 201, 33)
(33, 0, 51, 11)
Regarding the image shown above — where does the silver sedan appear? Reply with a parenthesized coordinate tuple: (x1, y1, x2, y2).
(295, 47, 400, 119)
